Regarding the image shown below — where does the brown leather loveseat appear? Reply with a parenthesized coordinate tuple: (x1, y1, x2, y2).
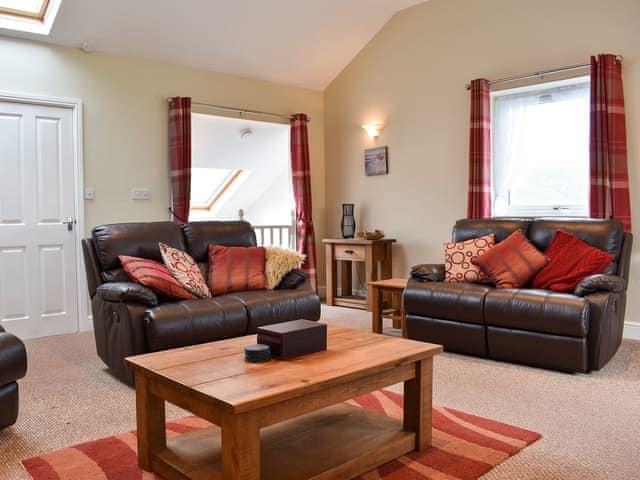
(404, 218, 633, 373)
(0, 325, 27, 429)
(82, 221, 321, 384)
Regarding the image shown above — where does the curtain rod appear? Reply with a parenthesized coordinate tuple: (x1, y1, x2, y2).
(167, 98, 300, 122)
(465, 56, 623, 90)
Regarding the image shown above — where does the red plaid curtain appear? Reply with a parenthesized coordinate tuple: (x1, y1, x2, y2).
(589, 54, 632, 232)
(168, 97, 192, 223)
(467, 79, 492, 218)
(290, 113, 317, 292)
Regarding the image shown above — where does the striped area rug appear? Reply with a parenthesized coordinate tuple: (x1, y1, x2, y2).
(22, 389, 540, 480)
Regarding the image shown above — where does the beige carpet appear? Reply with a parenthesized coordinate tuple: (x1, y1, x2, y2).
(1, 305, 639, 480)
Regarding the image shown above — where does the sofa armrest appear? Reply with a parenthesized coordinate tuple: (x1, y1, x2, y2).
(0, 330, 27, 385)
(96, 282, 158, 306)
(574, 274, 624, 297)
(410, 263, 445, 282)
(275, 269, 307, 290)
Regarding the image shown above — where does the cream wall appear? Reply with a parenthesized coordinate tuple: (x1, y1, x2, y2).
(0, 36, 326, 284)
(324, 0, 640, 328)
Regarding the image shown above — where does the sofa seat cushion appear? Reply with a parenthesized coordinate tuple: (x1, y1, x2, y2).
(226, 289, 321, 333)
(484, 289, 590, 337)
(403, 280, 492, 325)
(144, 297, 248, 351)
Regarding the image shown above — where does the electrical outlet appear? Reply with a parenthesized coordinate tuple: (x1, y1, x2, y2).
(131, 188, 151, 200)
(84, 187, 95, 200)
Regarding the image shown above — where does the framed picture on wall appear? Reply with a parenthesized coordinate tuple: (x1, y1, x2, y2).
(364, 146, 388, 176)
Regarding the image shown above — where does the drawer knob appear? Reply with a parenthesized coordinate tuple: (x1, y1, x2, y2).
(344, 249, 354, 254)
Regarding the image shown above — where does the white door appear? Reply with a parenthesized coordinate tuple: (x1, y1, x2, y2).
(0, 101, 79, 339)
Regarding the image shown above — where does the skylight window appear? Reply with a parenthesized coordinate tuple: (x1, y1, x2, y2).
(0, 0, 61, 35)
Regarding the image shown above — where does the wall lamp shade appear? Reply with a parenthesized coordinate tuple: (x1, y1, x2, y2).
(362, 123, 383, 139)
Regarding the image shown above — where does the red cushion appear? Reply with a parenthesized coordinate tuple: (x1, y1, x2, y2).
(208, 245, 266, 295)
(472, 230, 548, 289)
(119, 255, 197, 300)
(531, 230, 614, 292)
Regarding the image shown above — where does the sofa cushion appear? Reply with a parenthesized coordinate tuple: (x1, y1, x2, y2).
(528, 219, 623, 268)
(484, 289, 590, 337)
(452, 218, 531, 243)
(208, 245, 266, 295)
(93, 222, 185, 270)
(120, 256, 196, 300)
(531, 230, 614, 292)
(264, 246, 305, 289)
(226, 289, 321, 333)
(181, 221, 256, 263)
(472, 230, 547, 288)
(144, 297, 248, 351)
(159, 242, 211, 298)
(444, 234, 495, 283)
(403, 279, 492, 325)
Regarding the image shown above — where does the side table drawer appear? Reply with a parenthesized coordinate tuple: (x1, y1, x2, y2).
(335, 245, 366, 261)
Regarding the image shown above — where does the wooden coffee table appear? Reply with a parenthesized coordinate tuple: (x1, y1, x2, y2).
(369, 278, 408, 336)
(125, 325, 442, 480)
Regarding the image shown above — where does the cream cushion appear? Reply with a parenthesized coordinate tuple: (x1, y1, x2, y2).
(264, 247, 305, 289)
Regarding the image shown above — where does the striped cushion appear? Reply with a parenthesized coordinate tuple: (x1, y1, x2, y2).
(472, 230, 548, 289)
(207, 245, 266, 295)
(119, 255, 196, 300)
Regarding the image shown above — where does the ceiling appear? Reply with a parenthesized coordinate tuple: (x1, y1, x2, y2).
(0, 0, 425, 90)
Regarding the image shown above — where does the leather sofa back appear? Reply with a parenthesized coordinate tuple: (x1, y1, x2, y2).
(452, 218, 530, 243)
(92, 222, 186, 271)
(181, 221, 256, 263)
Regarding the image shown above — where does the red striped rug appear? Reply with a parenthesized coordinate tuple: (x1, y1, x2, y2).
(22, 389, 540, 480)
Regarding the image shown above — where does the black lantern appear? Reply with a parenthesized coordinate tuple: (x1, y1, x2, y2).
(341, 204, 355, 238)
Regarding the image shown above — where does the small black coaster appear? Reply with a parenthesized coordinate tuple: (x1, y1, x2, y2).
(244, 344, 271, 363)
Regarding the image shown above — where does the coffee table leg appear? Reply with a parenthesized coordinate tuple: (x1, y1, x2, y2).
(371, 286, 383, 333)
(135, 373, 166, 471)
(222, 412, 260, 480)
(403, 357, 433, 451)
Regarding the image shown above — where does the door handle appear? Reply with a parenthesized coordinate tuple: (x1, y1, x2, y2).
(62, 217, 77, 232)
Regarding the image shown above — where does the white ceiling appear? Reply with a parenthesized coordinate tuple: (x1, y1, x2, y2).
(0, 0, 425, 90)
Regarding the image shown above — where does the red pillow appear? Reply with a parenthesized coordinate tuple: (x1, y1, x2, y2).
(472, 230, 548, 289)
(531, 230, 614, 292)
(208, 245, 266, 295)
(119, 255, 197, 300)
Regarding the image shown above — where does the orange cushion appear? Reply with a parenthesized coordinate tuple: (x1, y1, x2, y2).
(119, 255, 197, 300)
(444, 234, 495, 283)
(531, 230, 614, 292)
(472, 230, 548, 289)
(207, 245, 266, 295)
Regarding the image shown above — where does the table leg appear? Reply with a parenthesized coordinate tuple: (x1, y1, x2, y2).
(403, 357, 433, 451)
(340, 260, 353, 297)
(135, 373, 166, 471)
(392, 291, 402, 329)
(371, 286, 383, 333)
(222, 412, 260, 480)
(325, 244, 336, 306)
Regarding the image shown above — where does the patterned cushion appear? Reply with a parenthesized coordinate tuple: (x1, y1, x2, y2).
(159, 242, 211, 298)
(444, 234, 495, 283)
(531, 230, 614, 292)
(207, 245, 266, 295)
(472, 230, 548, 289)
(264, 247, 305, 289)
(119, 255, 196, 300)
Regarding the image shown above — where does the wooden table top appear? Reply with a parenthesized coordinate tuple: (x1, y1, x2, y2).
(322, 238, 396, 244)
(125, 325, 441, 414)
(368, 278, 408, 289)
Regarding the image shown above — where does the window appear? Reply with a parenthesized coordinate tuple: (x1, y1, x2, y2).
(491, 76, 590, 217)
(0, 0, 61, 34)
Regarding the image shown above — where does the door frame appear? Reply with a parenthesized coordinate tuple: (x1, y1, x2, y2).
(0, 91, 88, 333)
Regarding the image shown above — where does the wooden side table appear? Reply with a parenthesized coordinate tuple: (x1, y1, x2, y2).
(369, 278, 408, 335)
(323, 238, 396, 310)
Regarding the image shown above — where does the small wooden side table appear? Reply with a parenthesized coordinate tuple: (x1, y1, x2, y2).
(323, 238, 396, 310)
(368, 278, 408, 336)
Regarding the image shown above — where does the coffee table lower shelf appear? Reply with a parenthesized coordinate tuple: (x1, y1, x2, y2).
(151, 403, 415, 480)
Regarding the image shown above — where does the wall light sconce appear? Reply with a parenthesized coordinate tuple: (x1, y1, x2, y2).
(362, 123, 384, 139)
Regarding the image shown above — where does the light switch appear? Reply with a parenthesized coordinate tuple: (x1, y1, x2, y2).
(84, 187, 95, 200)
(131, 188, 151, 200)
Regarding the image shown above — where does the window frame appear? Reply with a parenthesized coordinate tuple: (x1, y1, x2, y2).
(0, 0, 61, 35)
(490, 75, 591, 218)
(0, 0, 49, 20)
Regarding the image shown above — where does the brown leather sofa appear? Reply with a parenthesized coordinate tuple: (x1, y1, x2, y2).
(404, 218, 633, 373)
(82, 221, 321, 384)
(0, 325, 27, 429)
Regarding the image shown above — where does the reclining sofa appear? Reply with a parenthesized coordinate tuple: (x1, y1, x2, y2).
(0, 324, 27, 429)
(404, 218, 633, 373)
(82, 221, 321, 384)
